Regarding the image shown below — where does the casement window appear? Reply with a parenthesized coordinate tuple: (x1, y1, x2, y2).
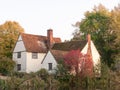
(17, 64, 21, 71)
(32, 53, 38, 59)
(17, 52, 21, 58)
(48, 63, 52, 70)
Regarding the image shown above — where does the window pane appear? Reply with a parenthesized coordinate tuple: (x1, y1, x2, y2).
(17, 64, 21, 71)
(17, 52, 21, 58)
(32, 53, 38, 59)
(48, 63, 52, 70)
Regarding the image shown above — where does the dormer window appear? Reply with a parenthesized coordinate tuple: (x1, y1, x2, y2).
(32, 53, 38, 59)
(17, 52, 21, 58)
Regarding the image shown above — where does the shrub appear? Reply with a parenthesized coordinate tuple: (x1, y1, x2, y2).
(0, 57, 15, 75)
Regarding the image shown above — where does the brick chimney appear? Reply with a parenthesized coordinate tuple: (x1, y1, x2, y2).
(47, 29, 54, 49)
(87, 34, 94, 77)
(87, 34, 92, 56)
(87, 34, 91, 46)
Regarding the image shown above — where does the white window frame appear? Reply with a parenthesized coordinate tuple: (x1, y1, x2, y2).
(32, 53, 38, 59)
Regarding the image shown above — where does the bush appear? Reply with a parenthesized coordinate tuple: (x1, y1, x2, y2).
(12, 71, 29, 78)
(36, 69, 48, 76)
(0, 57, 15, 75)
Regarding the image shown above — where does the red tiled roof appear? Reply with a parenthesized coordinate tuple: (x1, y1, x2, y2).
(21, 33, 61, 53)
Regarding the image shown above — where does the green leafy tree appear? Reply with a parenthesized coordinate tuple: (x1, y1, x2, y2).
(55, 57, 71, 76)
(72, 4, 111, 40)
(73, 4, 118, 67)
(0, 21, 24, 58)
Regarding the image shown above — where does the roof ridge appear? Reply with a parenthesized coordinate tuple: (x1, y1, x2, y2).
(52, 40, 87, 51)
(21, 33, 46, 37)
(20, 32, 61, 53)
(55, 40, 87, 44)
(21, 33, 61, 39)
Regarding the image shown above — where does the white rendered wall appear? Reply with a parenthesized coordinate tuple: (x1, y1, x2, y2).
(41, 51, 58, 73)
(81, 41, 100, 67)
(13, 52, 27, 72)
(18, 35, 22, 40)
(13, 35, 26, 52)
(13, 35, 27, 72)
(26, 52, 46, 73)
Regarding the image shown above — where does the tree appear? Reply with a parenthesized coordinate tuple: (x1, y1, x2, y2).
(64, 50, 93, 78)
(72, 4, 118, 67)
(111, 4, 120, 42)
(72, 4, 111, 40)
(0, 21, 24, 58)
(111, 4, 120, 61)
(80, 9, 111, 40)
(55, 59, 68, 77)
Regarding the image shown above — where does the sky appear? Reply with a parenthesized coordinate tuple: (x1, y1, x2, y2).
(0, 0, 119, 41)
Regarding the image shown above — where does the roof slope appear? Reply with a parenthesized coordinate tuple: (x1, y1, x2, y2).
(51, 50, 68, 61)
(51, 40, 87, 61)
(52, 40, 87, 51)
(21, 33, 61, 53)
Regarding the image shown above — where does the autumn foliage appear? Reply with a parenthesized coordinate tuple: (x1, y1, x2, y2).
(0, 21, 24, 58)
(64, 49, 93, 78)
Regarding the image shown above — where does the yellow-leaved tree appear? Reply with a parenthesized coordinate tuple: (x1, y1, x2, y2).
(0, 21, 24, 58)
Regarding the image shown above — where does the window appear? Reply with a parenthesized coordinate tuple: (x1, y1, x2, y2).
(17, 64, 21, 71)
(48, 63, 52, 70)
(17, 52, 21, 58)
(32, 53, 38, 59)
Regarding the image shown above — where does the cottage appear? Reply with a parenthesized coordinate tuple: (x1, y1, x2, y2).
(12, 29, 61, 73)
(13, 29, 100, 74)
(42, 34, 101, 74)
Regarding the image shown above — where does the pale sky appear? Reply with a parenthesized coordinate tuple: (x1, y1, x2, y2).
(0, 0, 119, 41)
